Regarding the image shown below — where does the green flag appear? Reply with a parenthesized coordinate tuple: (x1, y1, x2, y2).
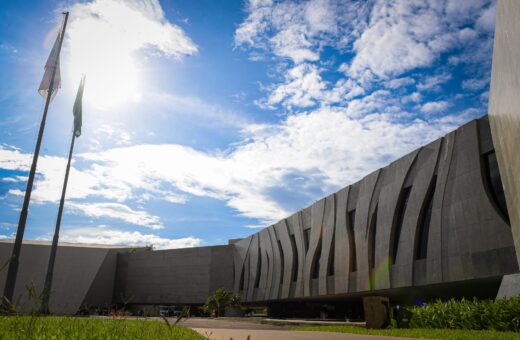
(73, 75, 85, 137)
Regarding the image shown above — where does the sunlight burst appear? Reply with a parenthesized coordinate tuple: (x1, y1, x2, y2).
(65, 0, 198, 109)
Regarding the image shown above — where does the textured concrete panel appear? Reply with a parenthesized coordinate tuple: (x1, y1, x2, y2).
(319, 194, 336, 295)
(235, 116, 518, 304)
(274, 220, 293, 299)
(233, 236, 252, 292)
(209, 246, 235, 295)
(0, 241, 122, 314)
(442, 121, 516, 282)
(267, 226, 282, 299)
(353, 170, 382, 293)
(82, 250, 119, 309)
(397, 140, 441, 288)
(334, 187, 350, 294)
(425, 132, 456, 285)
(488, 0, 520, 265)
(246, 234, 259, 302)
(375, 151, 417, 290)
(257, 229, 272, 301)
(287, 212, 306, 298)
(496, 273, 520, 299)
(303, 199, 325, 296)
(117, 245, 234, 305)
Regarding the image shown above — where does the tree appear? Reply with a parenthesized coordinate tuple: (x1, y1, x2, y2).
(203, 288, 241, 317)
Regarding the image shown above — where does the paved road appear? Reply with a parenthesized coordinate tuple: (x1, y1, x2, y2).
(178, 317, 290, 330)
(177, 318, 416, 340)
(192, 328, 414, 340)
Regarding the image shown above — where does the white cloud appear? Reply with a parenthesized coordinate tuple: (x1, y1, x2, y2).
(384, 77, 415, 90)
(462, 78, 489, 91)
(89, 124, 132, 151)
(68, 202, 164, 230)
(267, 64, 327, 108)
(235, 0, 368, 64)
(1, 105, 472, 226)
(476, 3, 496, 33)
(0, 145, 31, 171)
(56, 226, 201, 250)
(417, 73, 452, 92)
(420, 100, 450, 114)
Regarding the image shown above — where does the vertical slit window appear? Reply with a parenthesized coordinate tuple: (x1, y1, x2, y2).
(277, 240, 284, 284)
(254, 249, 262, 288)
(290, 234, 298, 282)
(483, 151, 510, 223)
(392, 186, 412, 264)
(369, 205, 378, 269)
(311, 241, 321, 279)
(239, 265, 245, 291)
(416, 176, 436, 260)
(328, 231, 335, 276)
(348, 209, 357, 272)
(303, 229, 310, 253)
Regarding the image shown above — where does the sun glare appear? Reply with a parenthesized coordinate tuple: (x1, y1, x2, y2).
(61, 0, 197, 110)
(66, 2, 151, 109)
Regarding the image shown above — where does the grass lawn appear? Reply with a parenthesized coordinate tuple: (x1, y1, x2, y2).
(295, 325, 520, 340)
(0, 316, 204, 340)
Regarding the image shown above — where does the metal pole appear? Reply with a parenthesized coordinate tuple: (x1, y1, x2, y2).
(2, 12, 69, 305)
(39, 128, 75, 314)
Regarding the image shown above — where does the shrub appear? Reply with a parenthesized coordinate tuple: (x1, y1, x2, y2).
(203, 288, 241, 317)
(409, 296, 520, 332)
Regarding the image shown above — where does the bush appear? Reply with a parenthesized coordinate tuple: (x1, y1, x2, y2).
(203, 288, 241, 317)
(409, 296, 520, 332)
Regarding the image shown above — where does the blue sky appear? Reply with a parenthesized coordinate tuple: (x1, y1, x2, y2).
(0, 0, 496, 248)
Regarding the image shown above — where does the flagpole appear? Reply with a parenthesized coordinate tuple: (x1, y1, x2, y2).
(39, 126, 76, 314)
(2, 12, 69, 305)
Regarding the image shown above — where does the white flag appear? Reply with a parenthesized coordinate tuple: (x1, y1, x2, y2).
(38, 28, 62, 101)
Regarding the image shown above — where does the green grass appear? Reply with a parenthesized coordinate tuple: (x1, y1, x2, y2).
(0, 316, 204, 340)
(295, 325, 520, 339)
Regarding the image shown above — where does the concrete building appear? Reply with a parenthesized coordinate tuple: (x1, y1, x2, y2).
(1, 116, 518, 315)
(1, 0, 520, 316)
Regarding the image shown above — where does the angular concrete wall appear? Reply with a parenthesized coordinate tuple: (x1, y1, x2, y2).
(488, 0, 520, 266)
(113, 245, 234, 305)
(0, 241, 122, 314)
(234, 117, 519, 302)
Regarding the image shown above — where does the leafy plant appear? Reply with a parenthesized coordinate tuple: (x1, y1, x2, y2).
(409, 296, 520, 332)
(203, 288, 241, 317)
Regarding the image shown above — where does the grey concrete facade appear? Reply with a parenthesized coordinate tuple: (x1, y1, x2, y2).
(0, 241, 124, 314)
(233, 116, 519, 303)
(113, 245, 234, 305)
(488, 0, 520, 266)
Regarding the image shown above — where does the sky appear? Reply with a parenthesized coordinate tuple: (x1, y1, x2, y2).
(0, 0, 497, 249)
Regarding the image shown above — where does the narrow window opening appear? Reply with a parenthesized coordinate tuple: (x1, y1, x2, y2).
(239, 265, 245, 291)
(368, 205, 378, 269)
(311, 241, 321, 279)
(416, 176, 437, 260)
(254, 249, 262, 288)
(392, 186, 412, 264)
(328, 231, 335, 276)
(303, 229, 310, 253)
(348, 209, 357, 272)
(483, 151, 510, 224)
(277, 240, 284, 284)
(290, 234, 298, 282)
